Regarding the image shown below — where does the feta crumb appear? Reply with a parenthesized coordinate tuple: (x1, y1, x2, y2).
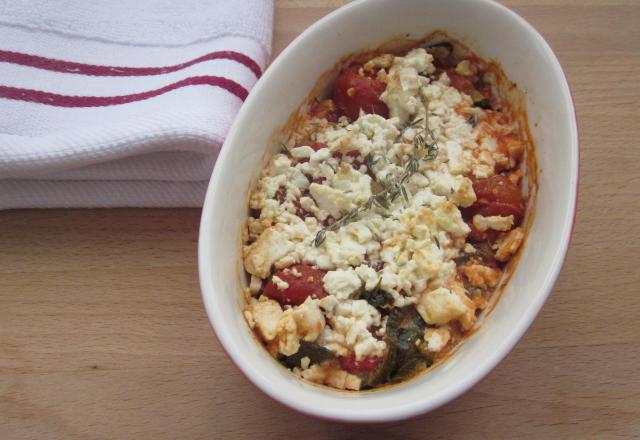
(464, 243, 476, 254)
(247, 298, 283, 342)
(317, 299, 385, 360)
(309, 183, 352, 219)
(463, 264, 501, 289)
(271, 275, 289, 291)
(292, 298, 325, 342)
(323, 269, 362, 299)
(276, 310, 299, 356)
(249, 275, 262, 295)
(416, 287, 467, 325)
(473, 214, 514, 232)
(455, 59, 477, 77)
(423, 327, 451, 352)
(296, 364, 361, 390)
(284, 266, 302, 277)
(494, 227, 525, 262)
(355, 264, 379, 291)
(290, 146, 315, 159)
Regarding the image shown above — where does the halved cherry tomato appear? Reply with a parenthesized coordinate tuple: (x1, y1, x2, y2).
(466, 174, 526, 224)
(262, 264, 326, 306)
(332, 65, 389, 120)
(338, 354, 382, 374)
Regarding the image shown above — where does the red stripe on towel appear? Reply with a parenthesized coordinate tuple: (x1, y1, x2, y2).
(0, 49, 262, 77)
(0, 75, 248, 107)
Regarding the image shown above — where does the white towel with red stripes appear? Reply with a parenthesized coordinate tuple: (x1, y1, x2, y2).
(0, 0, 273, 208)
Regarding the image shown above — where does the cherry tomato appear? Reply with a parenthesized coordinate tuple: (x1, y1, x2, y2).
(262, 264, 326, 306)
(339, 354, 382, 374)
(332, 65, 389, 120)
(467, 175, 526, 224)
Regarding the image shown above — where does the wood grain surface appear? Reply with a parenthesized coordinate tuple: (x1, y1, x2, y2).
(1, 1, 639, 438)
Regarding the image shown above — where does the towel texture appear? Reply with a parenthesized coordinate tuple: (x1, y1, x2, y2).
(0, 0, 273, 208)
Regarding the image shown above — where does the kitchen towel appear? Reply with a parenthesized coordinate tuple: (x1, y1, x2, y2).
(0, 0, 273, 208)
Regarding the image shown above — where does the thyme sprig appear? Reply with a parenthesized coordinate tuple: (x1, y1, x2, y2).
(313, 106, 440, 247)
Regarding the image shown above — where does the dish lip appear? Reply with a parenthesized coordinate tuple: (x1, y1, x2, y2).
(198, 0, 579, 423)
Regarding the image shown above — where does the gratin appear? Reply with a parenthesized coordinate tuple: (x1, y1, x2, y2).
(242, 36, 533, 391)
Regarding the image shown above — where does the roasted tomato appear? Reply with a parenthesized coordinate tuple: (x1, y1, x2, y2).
(466, 174, 526, 224)
(262, 264, 326, 306)
(332, 65, 389, 120)
(339, 354, 382, 374)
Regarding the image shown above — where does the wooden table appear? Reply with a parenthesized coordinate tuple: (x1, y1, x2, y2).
(1, 1, 639, 438)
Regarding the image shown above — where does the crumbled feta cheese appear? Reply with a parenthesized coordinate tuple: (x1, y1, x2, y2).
(249, 275, 262, 295)
(271, 275, 289, 291)
(429, 172, 476, 207)
(332, 164, 372, 205)
(317, 299, 385, 360)
(455, 59, 476, 77)
(494, 227, 525, 262)
(380, 48, 435, 124)
(276, 310, 300, 356)
(244, 227, 294, 279)
(246, 298, 283, 342)
(355, 264, 379, 291)
(473, 214, 514, 232)
(433, 199, 471, 237)
(307, 222, 371, 270)
(283, 266, 302, 277)
(323, 269, 362, 299)
(363, 53, 394, 71)
(309, 183, 352, 219)
(463, 264, 501, 289)
(424, 327, 451, 352)
(416, 287, 467, 325)
(244, 216, 317, 278)
(295, 364, 361, 390)
(290, 145, 315, 159)
(292, 298, 325, 342)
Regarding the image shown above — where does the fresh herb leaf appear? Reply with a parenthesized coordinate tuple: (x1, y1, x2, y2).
(400, 184, 409, 204)
(314, 229, 327, 247)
